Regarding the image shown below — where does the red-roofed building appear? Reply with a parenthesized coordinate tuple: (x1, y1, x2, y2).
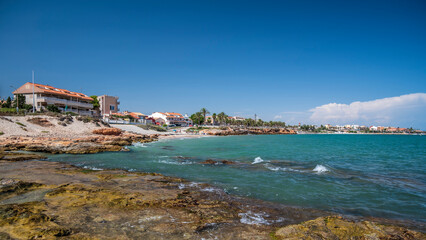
(13, 82, 93, 115)
(148, 112, 192, 126)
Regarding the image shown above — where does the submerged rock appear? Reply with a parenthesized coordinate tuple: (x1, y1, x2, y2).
(200, 159, 217, 164)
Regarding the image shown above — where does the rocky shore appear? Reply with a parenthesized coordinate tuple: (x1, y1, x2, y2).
(0, 116, 160, 154)
(200, 127, 296, 136)
(1, 116, 425, 239)
(0, 129, 158, 154)
(0, 152, 424, 239)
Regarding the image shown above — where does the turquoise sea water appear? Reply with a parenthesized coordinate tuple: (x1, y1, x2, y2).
(48, 135, 426, 223)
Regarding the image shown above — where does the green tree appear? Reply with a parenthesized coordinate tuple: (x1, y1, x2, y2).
(47, 105, 61, 113)
(190, 112, 205, 125)
(199, 108, 210, 124)
(217, 112, 226, 125)
(3, 96, 12, 108)
(90, 96, 100, 108)
(12, 94, 27, 109)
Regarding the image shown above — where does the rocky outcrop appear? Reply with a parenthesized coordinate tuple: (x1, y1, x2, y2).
(0, 133, 159, 154)
(0, 160, 423, 240)
(274, 216, 425, 240)
(26, 117, 54, 127)
(199, 159, 236, 165)
(92, 128, 122, 136)
(0, 152, 47, 161)
(200, 127, 297, 136)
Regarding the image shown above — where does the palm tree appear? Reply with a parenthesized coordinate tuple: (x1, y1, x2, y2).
(200, 108, 210, 124)
(212, 113, 217, 125)
(217, 112, 227, 125)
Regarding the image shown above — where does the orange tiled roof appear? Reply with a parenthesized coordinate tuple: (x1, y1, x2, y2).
(13, 82, 93, 101)
(165, 112, 183, 116)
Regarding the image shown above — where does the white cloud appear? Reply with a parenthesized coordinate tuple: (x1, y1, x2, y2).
(274, 115, 282, 119)
(309, 93, 426, 126)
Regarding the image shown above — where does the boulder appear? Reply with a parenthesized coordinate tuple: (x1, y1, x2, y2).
(92, 128, 122, 136)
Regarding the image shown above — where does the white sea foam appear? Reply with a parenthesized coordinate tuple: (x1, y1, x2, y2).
(132, 142, 147, 148)
(238, 211, 270, 225)
(264, 164, 282, 171)
(239, 211, 286, 225)
(313, 164, 329, 173)
(264, 163, 301, 172)
(201, 187, 217, 192)
(158, 160, 194, 165)
(252, 157, 264, 164)
(83, 166, 103, 171)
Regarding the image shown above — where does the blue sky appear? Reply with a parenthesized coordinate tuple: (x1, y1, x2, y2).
(1, 0, 425, 128)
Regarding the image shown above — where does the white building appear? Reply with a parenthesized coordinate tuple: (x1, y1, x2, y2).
(148, 112, 192, 126)
(13, 82, 93, 115)
(369, 126, 378, 131)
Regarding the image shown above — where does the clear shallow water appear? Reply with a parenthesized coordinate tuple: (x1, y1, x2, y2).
(48, 135, 426, 223)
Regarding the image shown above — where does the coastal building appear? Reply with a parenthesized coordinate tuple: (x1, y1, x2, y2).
(98, 95, 119, 117)
(369, 126, 378, 131)
(127, 112, 146, 120)
(125, 111, 153, 124)
(229, 116, 246, 121)
(205, 115, 214, 124)
(148, 112, 192, 126)
(12, 82, 93, 115)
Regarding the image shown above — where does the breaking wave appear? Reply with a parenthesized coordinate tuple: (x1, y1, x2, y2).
(264, 163, 302, 172)
(252, 157, 265, 164)
(158, 160, 194, 165)
(313, 164, 329, 174)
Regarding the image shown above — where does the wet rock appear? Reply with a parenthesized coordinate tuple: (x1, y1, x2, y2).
(0, 161, 423, 239)
(200, 159, 217, 164)
(199, 159, 235, 165)
(221, 160, 235, 165)
(274, 216, 426, 240)
(0, 152, 46, 161)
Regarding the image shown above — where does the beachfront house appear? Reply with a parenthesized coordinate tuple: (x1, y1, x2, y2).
(123, 111, 153, 124)
(229, 116, 246, 121)
(98, 95, 120, 117)
(12, 82, 93, 115)
(148, 112, 192, 126)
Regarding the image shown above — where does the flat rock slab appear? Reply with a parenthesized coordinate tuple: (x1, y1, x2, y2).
(0, 188, 51, 205)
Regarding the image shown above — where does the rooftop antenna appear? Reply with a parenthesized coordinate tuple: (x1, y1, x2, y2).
(32, 70, 35, 113)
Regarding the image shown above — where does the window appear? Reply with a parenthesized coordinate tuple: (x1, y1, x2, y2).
(110, 105, 115, 110)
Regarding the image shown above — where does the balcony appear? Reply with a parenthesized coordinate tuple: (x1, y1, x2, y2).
(38, 96, 93, 109)
(58, 108, 92, 116)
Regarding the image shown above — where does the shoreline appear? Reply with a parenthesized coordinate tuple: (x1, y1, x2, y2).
(1, 116, 425, 238)
(1, 153, 425, 239)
